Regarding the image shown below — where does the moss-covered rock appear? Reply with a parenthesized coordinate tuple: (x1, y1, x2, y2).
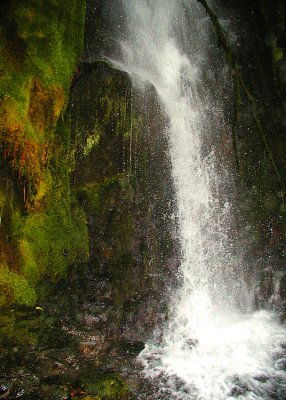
(75, 372, 134, 400)
(0, 0, 85, 192)
(68, 61, 177, 334)
(206, 0, 286, 309)
(0, 263, 36, 307)
(0, 0, 87, 307)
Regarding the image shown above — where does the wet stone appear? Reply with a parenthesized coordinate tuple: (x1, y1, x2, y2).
(184, 338, 199, 349)
(279, 274, 286, 300)
(114, 341, 145, 357)
(84, 314, 101, 327)
(274, 358, 286, 370)
(0, 385, 10, 399)
(254, 375, 269, 383)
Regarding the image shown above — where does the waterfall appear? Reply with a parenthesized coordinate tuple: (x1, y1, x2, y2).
(107, 0, 286, 398)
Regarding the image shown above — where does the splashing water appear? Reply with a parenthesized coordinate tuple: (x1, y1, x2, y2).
(108, 0, 286, 398)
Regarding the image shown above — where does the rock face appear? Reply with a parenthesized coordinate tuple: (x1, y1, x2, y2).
(61, 59, 178, 344)
(0, 0, 87, 308)
(224, 0, 286, 312)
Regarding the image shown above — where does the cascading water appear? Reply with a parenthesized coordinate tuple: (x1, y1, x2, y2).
(107, 1, 286, 398)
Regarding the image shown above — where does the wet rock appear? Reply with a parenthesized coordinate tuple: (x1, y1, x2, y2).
(230, 385, 246, 397)
(75, 312, 85, 323)
(255, 268, 274, 308)
(279, 274, 286, 300)
(122, 297, 168, 343)
(114, 341, 145, 357)
(34, 356, 65, 383)
(77, 370, 135, 400)
(229, 377, 249, 397)
(79, 335, 110, 361)
(184, 338, 199, 349)
(39, 384, 70, 400)
(254, 374, 269, 383)
(14, 388, 25, 398)
(278, 274, 286, 321)
(0, 385, 10, 399)
(274, 358, 286, 370)
(84, 314, 101, 327)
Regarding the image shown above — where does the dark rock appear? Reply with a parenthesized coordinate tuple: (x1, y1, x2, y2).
(114, 341, 145, 357)
(184, 338, 199, 349)
(279, 274, 286, 300)
(0, 386, 10, 399)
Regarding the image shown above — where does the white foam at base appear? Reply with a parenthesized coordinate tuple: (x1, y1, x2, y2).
(139, 310, 286, 399)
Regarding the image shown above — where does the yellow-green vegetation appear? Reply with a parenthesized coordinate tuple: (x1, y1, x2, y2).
(0, 262, 36, 306)
(0, 311, 42, 346)
(0, 0, 87, 307)
(71, 64, 137, 184)
(71, 63, 157, 312)
(83, 130, 101, 157)
(78, 373, 134, 400)
(0, 0, 85, 200)
(271, 37, 283, 63)
(79, 174, 133, 214)
(13, 194, 89, 282)
(81, 175, 134, 263)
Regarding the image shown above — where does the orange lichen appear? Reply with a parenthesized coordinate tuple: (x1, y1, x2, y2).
(0, 234, 18, 270)
(52, 85, 65, 119)
(0, 99, 25, 135)
(0, 136, 51, 208)
(28, 79, 65, 134)
(0, 77, 67, 209)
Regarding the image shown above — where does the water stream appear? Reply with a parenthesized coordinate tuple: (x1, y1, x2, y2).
(108, 1, 286, 398)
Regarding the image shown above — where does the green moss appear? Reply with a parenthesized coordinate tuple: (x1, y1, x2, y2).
(80, 373, 134, 400)
(18, 239, 39, 285)
(271, 38, 283, 62)
(83, 131, 101, 157)
(0, 0, 86, 96)
(0, 315, 39, 346)
(100, 95, 113, 124)
(0, 263, 36, 306)
(0, 314, 15, 342)
(0, 0, 86, 193)
(12, 191, 89, 282)
(0, 310, 58, 347)
(0, 0, 87, 309)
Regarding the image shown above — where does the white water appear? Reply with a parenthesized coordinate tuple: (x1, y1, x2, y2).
(109, 1, 286, 398)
